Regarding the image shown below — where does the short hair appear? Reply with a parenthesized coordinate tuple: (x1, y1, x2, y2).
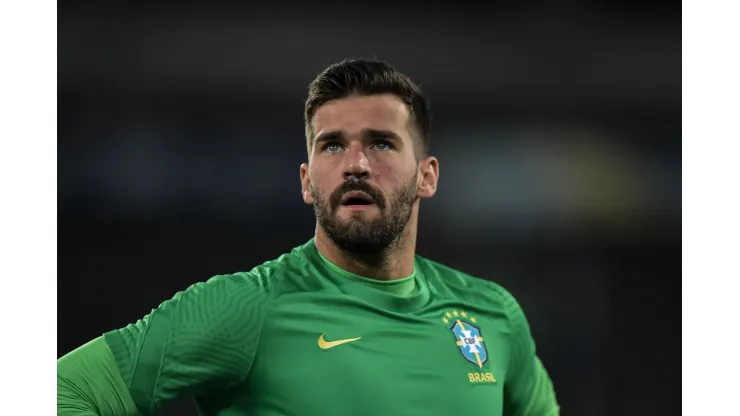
(304, 59, 431, 160)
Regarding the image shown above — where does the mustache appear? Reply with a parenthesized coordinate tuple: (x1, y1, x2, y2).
(330, 179, 386, 210)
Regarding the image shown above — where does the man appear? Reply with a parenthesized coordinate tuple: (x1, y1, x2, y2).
(57, 59, 559, 415)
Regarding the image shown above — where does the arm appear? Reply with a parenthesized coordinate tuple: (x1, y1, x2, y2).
(503, 295, 560, 416)
(57, 273, 270, 415)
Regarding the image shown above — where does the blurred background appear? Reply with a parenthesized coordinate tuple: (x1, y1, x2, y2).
(58, 1, 680, 415)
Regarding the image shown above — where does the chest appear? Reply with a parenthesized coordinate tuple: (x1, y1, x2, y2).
(239, 293, 512, 416)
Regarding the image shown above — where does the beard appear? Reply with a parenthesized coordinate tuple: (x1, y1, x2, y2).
(312, 174, 418, 257)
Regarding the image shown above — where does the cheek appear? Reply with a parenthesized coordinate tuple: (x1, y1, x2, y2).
(308, 170, 334, 195)
(374, 166, 416, 193)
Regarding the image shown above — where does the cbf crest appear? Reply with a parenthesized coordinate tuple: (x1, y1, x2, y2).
(441, 310, 488, 369)
(441, 309, 496, 384)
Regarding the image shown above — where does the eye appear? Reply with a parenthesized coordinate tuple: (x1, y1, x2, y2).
(373, 141, 394, 151)
(322, 142, 344, 153)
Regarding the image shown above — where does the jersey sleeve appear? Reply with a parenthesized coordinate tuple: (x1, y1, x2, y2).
(57, 337, 140, 416)
(103, 272, 270, 415)
(502, 293, 560, 416)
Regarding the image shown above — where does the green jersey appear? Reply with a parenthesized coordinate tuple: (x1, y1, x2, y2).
(58, 239, 558, 415)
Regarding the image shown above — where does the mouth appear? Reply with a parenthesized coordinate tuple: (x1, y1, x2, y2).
(340, 191, 375, 207)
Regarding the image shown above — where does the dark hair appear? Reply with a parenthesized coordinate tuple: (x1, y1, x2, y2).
(304, 59, 431, 159)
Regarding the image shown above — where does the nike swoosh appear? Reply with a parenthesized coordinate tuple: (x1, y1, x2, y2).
(318, 333, 361, 350)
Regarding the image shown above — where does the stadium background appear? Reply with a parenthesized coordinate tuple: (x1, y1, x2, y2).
(58, 2, 680, 415)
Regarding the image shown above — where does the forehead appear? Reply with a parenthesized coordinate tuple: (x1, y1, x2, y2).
(311, 94, 412, 139)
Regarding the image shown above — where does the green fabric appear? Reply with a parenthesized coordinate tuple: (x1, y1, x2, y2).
(316, 249, 417, 296)
(501, 293, 561, 416)
(65, 238, 558, 415)
(57, 337, 139, 415)
(104, 272, 270, 415)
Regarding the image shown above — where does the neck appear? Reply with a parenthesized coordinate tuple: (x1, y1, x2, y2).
(314, 217, 418, 281)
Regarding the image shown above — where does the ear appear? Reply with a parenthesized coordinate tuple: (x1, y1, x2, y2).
(416, 156, 439, 199)
(300, 163, 314, 205)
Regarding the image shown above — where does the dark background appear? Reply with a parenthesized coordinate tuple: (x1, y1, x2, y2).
(58, 2, 681, 415)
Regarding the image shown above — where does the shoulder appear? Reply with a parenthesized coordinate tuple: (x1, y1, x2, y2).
(417, 256, 521, 314)
(173, 271, 270, 311)
(184, 246, 306, 300)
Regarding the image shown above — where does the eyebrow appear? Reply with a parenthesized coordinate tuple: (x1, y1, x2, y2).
(314, 129, 403, 146)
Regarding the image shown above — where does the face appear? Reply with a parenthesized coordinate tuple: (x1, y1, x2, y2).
(300, 94, 439, 255)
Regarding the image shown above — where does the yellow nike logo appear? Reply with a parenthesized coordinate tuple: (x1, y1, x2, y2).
(318, 333, 361, 350)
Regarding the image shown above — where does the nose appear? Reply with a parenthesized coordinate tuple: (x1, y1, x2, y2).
(344, 163, 371, 180)
(343, 143, 372, 180)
